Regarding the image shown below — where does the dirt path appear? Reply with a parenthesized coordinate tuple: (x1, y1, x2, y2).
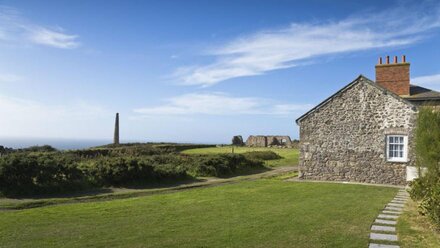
(0, 166, 298, 211)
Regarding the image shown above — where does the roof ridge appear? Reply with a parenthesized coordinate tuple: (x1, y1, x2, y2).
(295, 75, 415, 124)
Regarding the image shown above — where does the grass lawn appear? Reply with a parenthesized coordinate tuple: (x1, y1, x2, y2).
(182, 146, 299, 167)
(398, 199, 440, 247)
(0, 179, 396, 248)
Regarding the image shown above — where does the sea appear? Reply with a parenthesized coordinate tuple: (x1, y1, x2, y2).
(0, 137, 113, 150)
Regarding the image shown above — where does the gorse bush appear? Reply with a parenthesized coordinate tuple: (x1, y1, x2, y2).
(242, 151, 282, 161)
(0, 153, 87, 196)
(410, 107, 440, 228)
(188, 154, 264, 177)
(84, 155, 189, 186)
(0, 146, 269, 196)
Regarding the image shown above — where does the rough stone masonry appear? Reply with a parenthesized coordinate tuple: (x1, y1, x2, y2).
(245, 135, 293, 147)
(297, 76, 417, 185)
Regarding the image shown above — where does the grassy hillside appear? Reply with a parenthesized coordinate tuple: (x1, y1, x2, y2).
(0, 180, 396, 248)
(182, 146, 299, 167)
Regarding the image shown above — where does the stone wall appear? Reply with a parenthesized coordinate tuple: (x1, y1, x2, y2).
(245, 135, 292, 147)
(246, 136, 267, 147)
(298, 78, 418, 185)
(231, 135, 244, 146)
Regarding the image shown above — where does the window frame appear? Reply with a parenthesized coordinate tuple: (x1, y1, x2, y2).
(386, 135, 408, 162)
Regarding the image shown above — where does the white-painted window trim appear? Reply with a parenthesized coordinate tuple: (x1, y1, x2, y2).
(386, 135, 408, 162)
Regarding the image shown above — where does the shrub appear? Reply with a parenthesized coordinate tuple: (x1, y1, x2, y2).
(243, 151, 282, 161)
(84, 155, 189, 186)
(409, 178, 428, 200)
(411, 107, 440, 228)
(0, 153, 88, 196)
(19, 145, 57, 153)
(188, 154, 264, 177)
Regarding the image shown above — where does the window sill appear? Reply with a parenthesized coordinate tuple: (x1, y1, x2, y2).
(387, 159, 408, 163)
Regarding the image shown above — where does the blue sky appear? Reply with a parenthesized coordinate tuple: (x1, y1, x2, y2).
(0, 0, 440, 144)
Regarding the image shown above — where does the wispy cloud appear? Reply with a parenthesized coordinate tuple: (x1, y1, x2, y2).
(28, 27, 79, 49)
(133, 92, 311, 116)
(176, 3, 440, 86)
(412, 74, 440, 85)
(0, 73, 22, 83)
(0, 6, 79, 49)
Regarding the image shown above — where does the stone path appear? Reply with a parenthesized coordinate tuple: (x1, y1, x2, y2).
(369, 188, 409, 248)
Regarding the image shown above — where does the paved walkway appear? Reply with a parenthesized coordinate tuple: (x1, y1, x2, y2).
(369, 188, 409, 248)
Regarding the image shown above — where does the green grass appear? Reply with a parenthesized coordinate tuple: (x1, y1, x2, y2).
(0, 180, 396, 248)
(398, 199, 440, 248)
(182, 146, 299, 167)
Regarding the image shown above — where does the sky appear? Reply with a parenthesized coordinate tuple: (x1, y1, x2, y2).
(0, 0, 440, 144)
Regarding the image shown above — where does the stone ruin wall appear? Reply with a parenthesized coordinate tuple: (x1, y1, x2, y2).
(246, 136, 267, 147)
(245, 135, 294, 147)
(298, 80, 417, 185)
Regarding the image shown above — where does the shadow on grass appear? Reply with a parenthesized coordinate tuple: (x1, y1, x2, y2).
(215, 166, 272, 179)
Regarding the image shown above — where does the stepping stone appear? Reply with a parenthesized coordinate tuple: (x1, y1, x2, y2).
(378, 214, 398, 219)
(385, 206, 403, 211)
(369, 243, 400, 248)
(371, 225, 396, 232)
(388, 203, 405, 208)
(375, 219, 397, 225)
(370, 232, 398, 241)
(394, 199, 408, 202)
(392, 198, 406, 201)
(383, 210, 401, 215)
(394, 198, 408, 201)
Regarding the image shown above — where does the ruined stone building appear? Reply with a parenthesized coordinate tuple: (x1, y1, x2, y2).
(296, 56, 440, 185)
(245, 135, 292, 147)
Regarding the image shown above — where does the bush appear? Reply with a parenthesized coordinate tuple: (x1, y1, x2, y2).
(243, 151, 282, 161)
(19, 145, 57, 153)
(0, 153, 88, 196)
(188, 154, 264, 177)
(410, 107, 440, 228)
(84, 155, 189, 186)
(409, 178, 429, 200)
(0, 144, 267, 196)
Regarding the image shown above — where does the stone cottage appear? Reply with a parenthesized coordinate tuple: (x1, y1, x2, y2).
(296, 56, 440, 185)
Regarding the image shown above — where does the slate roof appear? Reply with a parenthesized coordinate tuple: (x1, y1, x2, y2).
(295, 75, 416, 124)
(401, 85, 440, 101)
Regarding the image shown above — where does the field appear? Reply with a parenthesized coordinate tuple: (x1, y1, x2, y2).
(0, 179, 397, 248)
(182, 146, 299, 167)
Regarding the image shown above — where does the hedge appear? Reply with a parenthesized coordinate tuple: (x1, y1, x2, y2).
(409, 107, 440, 228)
(0, 150, 268, 196)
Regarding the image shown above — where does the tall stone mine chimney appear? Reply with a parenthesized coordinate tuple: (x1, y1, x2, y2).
(114, 113, 119, 145)
(375, 55, 410, 96)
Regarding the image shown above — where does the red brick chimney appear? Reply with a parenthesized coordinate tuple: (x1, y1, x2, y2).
(375, 55, 410, 96)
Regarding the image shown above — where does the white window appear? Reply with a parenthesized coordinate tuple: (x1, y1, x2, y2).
(386, 135, 408, 162)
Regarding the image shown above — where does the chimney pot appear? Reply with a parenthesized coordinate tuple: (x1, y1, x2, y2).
(386, 56, 390, 64)
(402, 55, 406, 63)
(394, 56, 398, 64)
(378, 57, 383, 64)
